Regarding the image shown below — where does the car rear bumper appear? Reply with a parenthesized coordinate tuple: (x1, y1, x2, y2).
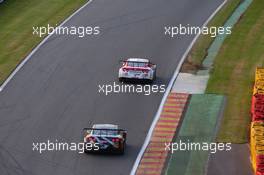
(84, 143, 124, 153)
(119, 74, 152, 79)
(119, 70, 153, 80)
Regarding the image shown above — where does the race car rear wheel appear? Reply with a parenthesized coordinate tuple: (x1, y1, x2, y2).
(153, 70, 157, 81)
(118, 142, 125, 154)
(119, 77, 124, 82)
(119, 145, 125, 154)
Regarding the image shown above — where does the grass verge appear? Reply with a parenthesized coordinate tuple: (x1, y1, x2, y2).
(181, 0, 241, 73)
(206, 0, 264, 143)
(0, 0, 87, 84)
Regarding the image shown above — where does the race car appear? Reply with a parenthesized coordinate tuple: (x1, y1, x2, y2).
(118, 58, 156, 83)
(83, 124, 127, 154)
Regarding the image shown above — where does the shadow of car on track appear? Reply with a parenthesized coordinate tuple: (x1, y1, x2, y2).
(82, 144, 138, 157)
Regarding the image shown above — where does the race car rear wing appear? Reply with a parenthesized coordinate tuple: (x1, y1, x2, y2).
(83, 128, 127, 138)
(120, 60, 156, 67)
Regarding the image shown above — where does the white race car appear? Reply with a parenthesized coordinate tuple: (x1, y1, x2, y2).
(118, 58, 156, 83)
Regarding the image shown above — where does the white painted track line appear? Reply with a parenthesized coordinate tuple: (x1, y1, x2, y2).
(130, 0, 227, 174)
(0, 0, 94, 92)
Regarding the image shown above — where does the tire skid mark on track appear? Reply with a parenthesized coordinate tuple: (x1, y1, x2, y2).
(135, 93, 189, 175)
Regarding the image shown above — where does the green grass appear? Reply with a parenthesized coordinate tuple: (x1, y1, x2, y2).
(166, 95, 224, 175)
(206, 0, 264, 143)
(0, 0, 87, 83)
(181, 0, 241, 73)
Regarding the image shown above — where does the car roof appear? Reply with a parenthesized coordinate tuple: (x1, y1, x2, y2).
(127, 58, 149, 63)
(92, 124, 118, 130)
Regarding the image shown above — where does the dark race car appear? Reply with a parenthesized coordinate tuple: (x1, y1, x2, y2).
(83, 124, 127, 154)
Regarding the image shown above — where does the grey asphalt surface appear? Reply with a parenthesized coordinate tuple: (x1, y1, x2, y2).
(0, 0, 223, 175)
(207, 144, 254, 175)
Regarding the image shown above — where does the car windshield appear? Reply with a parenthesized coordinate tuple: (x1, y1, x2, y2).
(127, 62, 148, 67)
(92, 129, 118, 136)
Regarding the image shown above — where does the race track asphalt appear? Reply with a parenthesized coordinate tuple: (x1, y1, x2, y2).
(0, 0, 223, 174)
